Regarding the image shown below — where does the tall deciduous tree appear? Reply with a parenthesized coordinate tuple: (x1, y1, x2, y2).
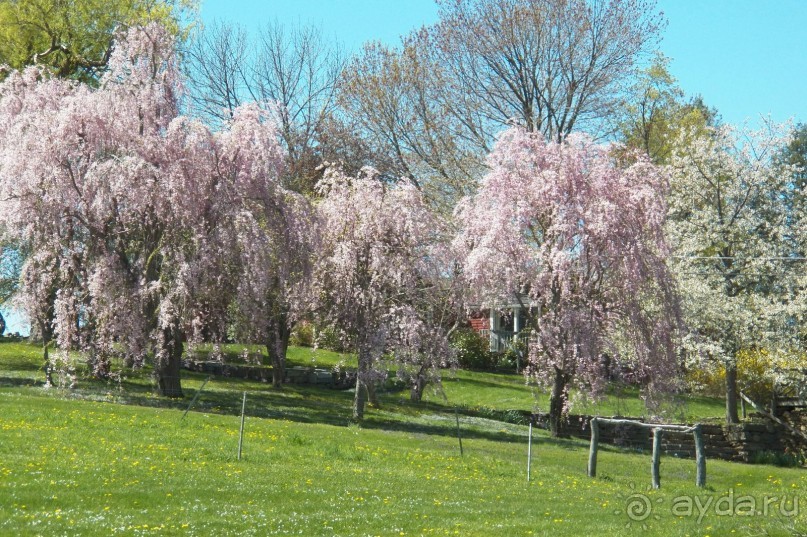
(230, 175, 316, 388)
(615, 54, 720, 166)
(0, 0, 194, 344)
(313, 168, 455, 419)
(340, 39, 483, 212)
(779, 123, 807, 255)
(185, 20, 346, 195)
(342, 0, 664, 209)
(778, 124, 807, 363)
(429, 0, 664, 141)
(0, 24, 288, 396)
(667, 122, 799, 423)
(0, 0, 194, 83)
(456, 127, 680, 436)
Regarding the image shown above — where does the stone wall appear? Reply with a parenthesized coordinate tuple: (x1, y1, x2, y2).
(182, 361, 356, 389)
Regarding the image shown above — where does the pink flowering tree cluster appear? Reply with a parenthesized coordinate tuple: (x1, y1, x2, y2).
(456, 127, 681, 436)
(230, 173, 316, 388)
(0, 24, 298, 397)
(313, 168, 457, 419)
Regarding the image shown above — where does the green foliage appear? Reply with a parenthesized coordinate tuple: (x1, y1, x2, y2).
(450, 328, 496, 370)
(616, 53, 718, 165)
(289, 321, 314, 347)
(0, 0, 196, 83)
(314, 325, 348, 353)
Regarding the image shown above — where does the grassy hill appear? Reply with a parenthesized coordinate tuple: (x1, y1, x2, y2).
(0, 340, 804, 536)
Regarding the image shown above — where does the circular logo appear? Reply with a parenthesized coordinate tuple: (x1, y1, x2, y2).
(625, 493, 653, 521)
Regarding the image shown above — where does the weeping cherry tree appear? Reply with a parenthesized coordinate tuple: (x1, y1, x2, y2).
(0, 24, 289, 396)
(313, 168, 456, 419)
(456, 127, 681, 436)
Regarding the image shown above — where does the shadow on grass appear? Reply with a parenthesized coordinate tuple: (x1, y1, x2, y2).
(1, 368, 617, 456)
(0, 358, 45, 372)
(442, 374, 528, 391)
(52, 372, 551, 446)
(0, 375, 45, 388)
(0, 343, 635, 453)
(168, 383, 591, 449)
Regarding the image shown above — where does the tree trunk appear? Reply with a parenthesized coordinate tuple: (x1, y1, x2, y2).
(353, 349, 370, 420)
(155, 318, 183, 398)
(353, 374, 366, 420)
(43, 339, 53, 387)
(725, 361, 740, 424)
(266, 316, 291, 388)
(549, 366, 568, 437)
(39, 317, 54, 386)
(410, 374, 426, 402)
(0, 310, 5, 336)
(410, 365, 427, 402)
(267, 341, 284, 387)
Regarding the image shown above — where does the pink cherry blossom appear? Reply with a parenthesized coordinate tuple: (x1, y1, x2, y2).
(312, 167, 456, 418)
(0, 24, 292, 396)
(455, 127, 681, 435)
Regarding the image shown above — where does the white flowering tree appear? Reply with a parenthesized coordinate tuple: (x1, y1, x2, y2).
(667, 122, 802, 423)
(456, 127, 681, 436)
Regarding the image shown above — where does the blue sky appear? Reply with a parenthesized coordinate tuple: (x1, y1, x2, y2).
(2, 0, 805, 335)
(198, 0, 806, 126)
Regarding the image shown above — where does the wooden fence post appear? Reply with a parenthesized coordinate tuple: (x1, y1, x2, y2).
(585, 418, 705, 489)
(651, 427, 662, 489)
(693, 424, 706, 487)
(237, 391, 247, 461)
(454, 407, 464, 457)
(587, 418, 599, 477)
(527, 421, 533, 482)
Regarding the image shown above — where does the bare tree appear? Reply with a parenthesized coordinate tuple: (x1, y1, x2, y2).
(432, 0, 664, 141)
(340, 40, 484, 212)
(184, 21, 250, 124)
(248, 22, 345, 193)
(184, 20, 346, 194)
(341, 0, 664, 208)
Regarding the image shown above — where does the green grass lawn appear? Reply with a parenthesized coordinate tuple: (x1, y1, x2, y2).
(0, 340, 804, 536)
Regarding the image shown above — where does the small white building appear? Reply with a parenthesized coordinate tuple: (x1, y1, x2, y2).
(469, 295, 532, 353)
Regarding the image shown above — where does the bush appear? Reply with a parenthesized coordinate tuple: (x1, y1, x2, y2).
(749, 449, 805, 468)
(450, 328, 497, 370)
(499, 331, 529, 372)
(314, 325, 348, 353)
(289, 321, 314, 348)
(683, 349, 806, 401)
(290, 322, 351, 352)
